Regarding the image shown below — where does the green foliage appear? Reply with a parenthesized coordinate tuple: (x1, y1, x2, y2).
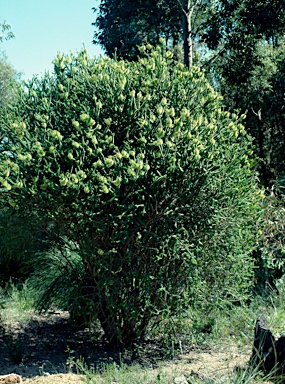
(75, 361, 271, 384)
(93, 0, 215, 68)
(74, 360, 171, 384)
(93, 0, 285, 184)
(203, 0, 285, 185)
(254, 191, 285, 290)
(93, 0, 182, 60)
(0, 21, 14, 43)
(0, 46, 261, 345)
(0, 207, 51, 286)
(209, 39, 285, 185)
(30, 239, 96, 327)
(0, 280, 35, 324)
(0, 22, 16, 110)
(0, 52, 20, 112)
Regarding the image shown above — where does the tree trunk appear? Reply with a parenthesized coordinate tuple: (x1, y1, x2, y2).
(181, 0, 201, 69)
(96, 299, 148, 348)
(181, 0, 192, 69)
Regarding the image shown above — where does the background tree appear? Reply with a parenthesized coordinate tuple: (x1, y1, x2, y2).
(0, 52, 20, 109)
(92, 0, 215, 67)
(0, 21, 14, 43)
(93, 0, 181, 60)
(0, 21, 31, 287)
(203, 0, 285, 185)
(0, 21, 18, 124)
(0, 48, 261, 345)
(180, 0, 213, 68)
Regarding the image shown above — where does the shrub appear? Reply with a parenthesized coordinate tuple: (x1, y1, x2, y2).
(0, 207, 51, 286)
(0, 46, 261, 345)
(254, 190, 285, 291)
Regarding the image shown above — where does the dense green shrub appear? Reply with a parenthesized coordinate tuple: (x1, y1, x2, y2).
(0, 46, 261, 345)
(254, 191, 285, 291)
(0, 207, 51, 287)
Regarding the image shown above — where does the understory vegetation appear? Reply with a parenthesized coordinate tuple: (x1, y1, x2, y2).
(1, 279, 285, 382)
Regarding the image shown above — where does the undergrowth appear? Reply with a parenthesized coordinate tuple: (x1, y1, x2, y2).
(0, 279, 36, 324)
(1, 281, 285, 383)
(71, 358, 277, 384)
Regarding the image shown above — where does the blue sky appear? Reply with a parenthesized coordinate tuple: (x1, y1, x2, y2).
(1, 0, 104, 80)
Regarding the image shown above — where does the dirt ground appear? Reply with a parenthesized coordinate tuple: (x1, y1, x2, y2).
(0, 311, 252, 383)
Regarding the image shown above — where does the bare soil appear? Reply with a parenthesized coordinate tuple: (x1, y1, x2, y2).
(0, 311, 252, 383)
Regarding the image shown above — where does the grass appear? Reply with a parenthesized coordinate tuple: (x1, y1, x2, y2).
(0, 279, 36, 324)
(71, 358, 276, 384)
(75, 359, 176, 383)
(0, 280, 36, 364)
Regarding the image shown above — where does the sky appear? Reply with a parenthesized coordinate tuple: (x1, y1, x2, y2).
(0, 0, 104, 80)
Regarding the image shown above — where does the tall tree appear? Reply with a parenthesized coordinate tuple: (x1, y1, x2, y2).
(93, 0, 285, 68)
(0, 52, 19, 109)
(0, 23, 18, 140)
(203, 0, 285, 185)
(93, 0, 180, 60)
(180, 0, 212, 68)
(92, 0, 212, 67)
(0, 20, 17, 106)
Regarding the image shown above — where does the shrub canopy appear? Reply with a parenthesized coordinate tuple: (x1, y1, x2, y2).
(0, 46, 262, 345)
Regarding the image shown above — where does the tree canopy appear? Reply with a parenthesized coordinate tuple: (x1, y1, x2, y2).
(93, 0, 181, 60)
(0, 52, 20, 109)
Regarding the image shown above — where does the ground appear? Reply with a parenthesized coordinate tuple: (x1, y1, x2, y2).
(0, 311, 254, 383)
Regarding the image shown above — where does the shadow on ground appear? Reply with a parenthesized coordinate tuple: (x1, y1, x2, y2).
(0, 311, 192, 379)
